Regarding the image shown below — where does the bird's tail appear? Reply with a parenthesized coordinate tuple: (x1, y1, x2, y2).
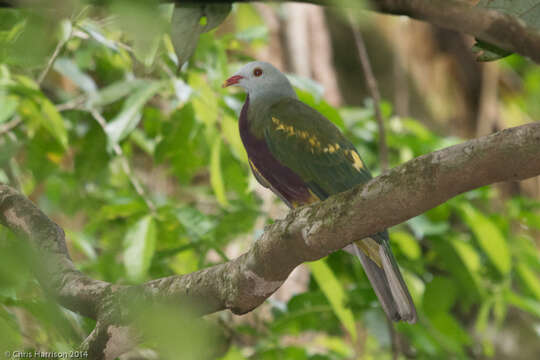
(347, 232, 417, 323)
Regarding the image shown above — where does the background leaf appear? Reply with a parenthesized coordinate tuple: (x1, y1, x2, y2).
(210, 137, 229, 207)
(124, 215, 157, 282)
(308, 259, 357, 341)
(459, 203, 511, 275)
(105, 80, 163, 146)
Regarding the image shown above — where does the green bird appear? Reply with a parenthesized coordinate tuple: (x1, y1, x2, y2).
(223, 61, 417, 323)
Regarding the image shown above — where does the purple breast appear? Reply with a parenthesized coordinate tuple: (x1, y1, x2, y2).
(239, 95, 313, 206)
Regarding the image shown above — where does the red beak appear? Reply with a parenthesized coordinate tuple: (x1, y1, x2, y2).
(222, 75, 244, 88)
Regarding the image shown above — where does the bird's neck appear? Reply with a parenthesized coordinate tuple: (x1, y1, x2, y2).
(247, 87, 296, 126)
(247, 79, 297, 112)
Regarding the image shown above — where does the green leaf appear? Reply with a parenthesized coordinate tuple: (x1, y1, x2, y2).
(105, 80, 163, 145)
(0, 92, 17, 124)
(0, 306, 22, 351)
(210, 137, 229, 206)
(272, 291, 336, 334)
(19, 96, 68, 149)
(110, 0, 168, 67)
(517, 263, 540, 300)
(505, 291, 540, 318)
(170, 6, 204, 67)
(433, 236, 483, 302)
(390, 231, 420, 260)
(235, 26, 268, 42)
(68, 231, 97, 261)
(475, 299, 492, 334)
(221, 114, 246, 163)
(408, 214, 449, 238)
(451, 238, 481, 279)
(170, 5, 231, 66)
(176, 206, 217, 241)
(201, 5, 232, 32)
(397, 322, 440, 356)
(134, 4, 174, 67)
(218, 346, 245, 360)
(493, 294, 507, 326)
(10, 76, 68, 148)
(100, 200, 147, 221)
(401, 119, 434, 142)
(78, 20, 119, 51)
(155, 104, 205, 182)
(235, 3, 264, 33)
(189, 72, 218, 130)
(430, 312, 471, 348)
(0, 136, 18, 167)
(459, 203, 511, 275)
(90, 79, 147, 107)
(53, 57, 97, 93)
(423, 277, 456, 315)
(308, 259, 357, 341)
(123, 215, 157, 282)
(213, 207, 258, 244)
(39, 98, 68, 149)
(254, 347, 308, 360)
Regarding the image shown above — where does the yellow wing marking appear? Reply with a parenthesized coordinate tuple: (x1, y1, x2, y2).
(308, 137, 321, 149)
(347, 150, 364, 171)
(356, 237, 382, 267)
(272, 117, 296, 137)
(272, 117, 344, 154)
(323, 144, 340, 154)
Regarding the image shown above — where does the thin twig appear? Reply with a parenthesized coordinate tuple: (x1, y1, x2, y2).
(0, 116, 22, 136)
(56, 96, 87, 112)
(37, 23, 73, 85)
(348, 15, 389, 172)
(89, 109, 157, 213)
(393, 18, 410, 117)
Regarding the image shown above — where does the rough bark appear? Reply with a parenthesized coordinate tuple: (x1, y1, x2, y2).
(1, 122, 540, 357)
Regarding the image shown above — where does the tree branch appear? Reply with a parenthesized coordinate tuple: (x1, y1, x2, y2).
(372, 0, 540, 64)
(1, 122, 539, 357)
(0, 186, 113, 319)
(143, 122, 540, 315)
(3, 0, 538, 62)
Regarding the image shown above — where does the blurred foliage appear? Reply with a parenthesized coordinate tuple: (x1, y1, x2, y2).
(0, 2, 540, 359)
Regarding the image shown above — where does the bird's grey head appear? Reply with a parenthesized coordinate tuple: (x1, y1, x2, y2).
(223, 61, 296, 102)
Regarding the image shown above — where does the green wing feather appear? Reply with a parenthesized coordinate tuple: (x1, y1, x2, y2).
(263, 97, 371, 199)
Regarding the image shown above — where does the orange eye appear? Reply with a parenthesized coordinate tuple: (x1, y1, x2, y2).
(253, 68, 263, 77)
